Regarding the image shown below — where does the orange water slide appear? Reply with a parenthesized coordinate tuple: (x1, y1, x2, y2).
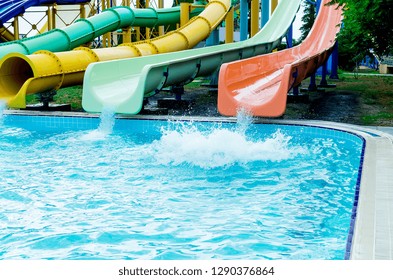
(218, 0, 343, 117)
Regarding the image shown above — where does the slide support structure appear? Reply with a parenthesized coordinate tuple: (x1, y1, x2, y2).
(0, 0, 230, 108)
(225, 7, 234, 43)
(80, 0, 302, 114)
(320, 63, 328, 86)
(261, 0, 269, 28)
(271, 0, 278, 12)
(13, 16, 20, 40)
(240, 0, 248, 41)
(308, 0, 322, 91)
(251, 0, 259, 37)
(286, 23, 293, 48)
(330, 41, 339, 79)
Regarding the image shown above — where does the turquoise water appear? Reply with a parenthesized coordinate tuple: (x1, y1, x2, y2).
(0, 110, 363, 260)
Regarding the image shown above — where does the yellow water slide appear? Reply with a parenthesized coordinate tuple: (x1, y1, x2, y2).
(0, 0, 231, 108)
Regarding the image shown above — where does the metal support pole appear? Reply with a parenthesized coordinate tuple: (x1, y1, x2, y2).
(308, 0, 321, 90)
(251, 0, 259, 37)
(329, 41, 339, 79)
(47, 5, 55, 30)
(102, 0, 111, 47)
(13, 16, 19, 40)
(271, 0, 278, 13)
(292, 86, 299, 96)
(206, 26, 219, 86)
(225, 7, 234, 43)
(158, 0, 164, 36)
(240, 0, 248, 41)
(206, 29, 219, 46)
(80, 3, 86, 19)
(286, 23, 293, 48)
(171, 85, 184, 101)
(318, 0, 328, 88)
(261, 0, 269, 28)
(320, 63, 328, 86)
(146, 0, 151, 39)
(180, 3, 190, 27)
(122, 0, 132, 42)
(308, 74, 318, 91)
(135, 0, 141, 41)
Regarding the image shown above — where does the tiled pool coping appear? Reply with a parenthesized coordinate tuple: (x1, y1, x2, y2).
(3, 110, 393, 260)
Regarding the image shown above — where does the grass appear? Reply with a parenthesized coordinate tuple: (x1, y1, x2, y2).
(334, 72, 393, 125)
(362, 112, 393, 125)
(26, 86, 83, 111)
(54, 86, 84, 111)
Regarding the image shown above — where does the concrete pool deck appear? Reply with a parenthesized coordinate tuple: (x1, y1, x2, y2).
(347, 125, 393, 259)
(3, 109, 393, 260)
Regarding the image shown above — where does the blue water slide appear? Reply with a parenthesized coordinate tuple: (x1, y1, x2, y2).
(0, 0, 88, 25)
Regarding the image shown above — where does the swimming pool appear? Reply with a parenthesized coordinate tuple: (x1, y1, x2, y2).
(0, 111, 364, 260)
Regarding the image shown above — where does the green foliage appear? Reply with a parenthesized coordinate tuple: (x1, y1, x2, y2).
(300, 1, 316, 41)
(362, 112, 393, 125)
(329, 0, 393, 61)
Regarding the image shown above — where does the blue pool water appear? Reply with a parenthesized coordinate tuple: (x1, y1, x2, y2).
(0, 110, 364, 260)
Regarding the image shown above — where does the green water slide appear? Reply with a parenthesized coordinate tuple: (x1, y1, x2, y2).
(82, 0, 302, 114)
(0, 5, 203, 59)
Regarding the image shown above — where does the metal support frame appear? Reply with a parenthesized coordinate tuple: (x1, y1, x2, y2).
(271, 0, 278, 13)
(206, 26, 220, 86)
(250, 0, 259, 37)
(158, 0, 164, 36)
(146, 0, 151, 39)
(225, 7, 234, 43)
(286, 23, 293, 48)
(47, 5, 55, 30)
(261, 0, 269, 28)
(13, 16, 20, 40)
(329, 41, 339, 79)
(102, 0, 112, 47)
(239, 0, 248, 41)
(308, 0, 321, 91)
(320, 63, 328, 86)
(171, 85, 185, 101)
(180, 3, 191, 27)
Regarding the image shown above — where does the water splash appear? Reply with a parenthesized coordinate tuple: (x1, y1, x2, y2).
(80, 107, 115, 141)
(97, 107, 116, 134)
(236, 107, 254, 135)
(0, 101, 6, 126)
(150, 122, 307, 169)
(0, 102, 32, 138)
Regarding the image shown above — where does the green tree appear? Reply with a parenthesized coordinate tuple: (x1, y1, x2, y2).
(329, 0, 393, 63)
(300, 0, 316, 41)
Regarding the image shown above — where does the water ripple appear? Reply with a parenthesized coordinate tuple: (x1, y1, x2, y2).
(0, 115, 362, 260)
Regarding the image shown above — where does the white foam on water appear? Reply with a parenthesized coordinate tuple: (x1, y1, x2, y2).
(150, 111, 307, 169)
(0, 127, 31, 138)
(0, 101, 6, 126)
(0, 102, 33, 138)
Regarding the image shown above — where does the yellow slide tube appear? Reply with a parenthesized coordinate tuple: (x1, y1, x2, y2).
(0, 0, 231, 109)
